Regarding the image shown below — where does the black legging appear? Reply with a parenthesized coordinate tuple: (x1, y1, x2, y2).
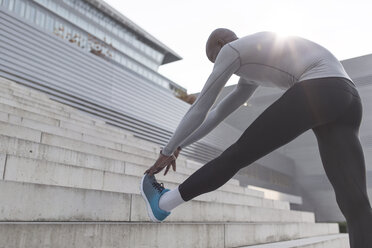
(178, 77, 372, 248)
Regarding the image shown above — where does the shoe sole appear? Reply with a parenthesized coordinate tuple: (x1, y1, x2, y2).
(140, 174, 162, 223)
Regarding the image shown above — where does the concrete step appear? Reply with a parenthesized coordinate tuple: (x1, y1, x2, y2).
(0, 95, 135, 143)
(59, 119, 159, 153)
(0, 221, 340, 248)
(0, 107, 158, 155)
(0, 100, 61, 127)
(0, 80, 166, 140)
(0, 180, 130, 221)
(0, 94, 175, 155)
(0, 132, 248, 196)
(0, 117, 184, 174)
(2, 155, 314, 223)
(0, 179, 289, 223)
(0, 80, 293, 208)
(248, 185, 303, 205)
(0, 85, 144, 140)
(0, 134, 278, 209)
(0, 180, 290, 221)
(0, 83, 109, 126)
(41, 133, 259, 196)
(0, 87, 259, 187)
(0, 74, 342, 248)
(0, 82, 303, 202)
(0, 119, 42, 143)
(0, 112, 247, 191)
(242, 234, 349, 248)
(0, 110, 160, 154)
(0, 78, 51, 102)
(0, 92, 95, 126)
(0, 84, 126, 130)
(0, 83, 189, 155)
(0, 109, 209, 178)
(0, 86, 76, 117)
(0, 79, 141, 136)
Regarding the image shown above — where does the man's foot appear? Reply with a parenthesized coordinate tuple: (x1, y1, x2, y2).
(140, 173, 171, 222)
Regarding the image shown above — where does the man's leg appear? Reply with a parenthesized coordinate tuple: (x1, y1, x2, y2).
(177, 80, 349, 201)
(312, 97, 372, 248)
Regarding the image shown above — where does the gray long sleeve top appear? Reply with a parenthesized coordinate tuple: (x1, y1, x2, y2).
(161, 31, 351, 156)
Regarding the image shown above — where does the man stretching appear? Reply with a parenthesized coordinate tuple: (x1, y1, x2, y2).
(140, 28, 372, 248)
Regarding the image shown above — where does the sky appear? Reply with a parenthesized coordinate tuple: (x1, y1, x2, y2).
(105, 0, 372, 94)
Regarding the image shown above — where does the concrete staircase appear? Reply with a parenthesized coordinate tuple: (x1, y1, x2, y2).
(0, 77, 349, 247)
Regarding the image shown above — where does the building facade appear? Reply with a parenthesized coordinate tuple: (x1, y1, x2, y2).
(0, 0, 184, 92)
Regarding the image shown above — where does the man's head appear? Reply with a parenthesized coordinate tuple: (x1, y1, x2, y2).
(206, 28, 238, 63)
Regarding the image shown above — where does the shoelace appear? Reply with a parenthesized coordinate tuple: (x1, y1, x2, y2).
(152, 181, 165, 193)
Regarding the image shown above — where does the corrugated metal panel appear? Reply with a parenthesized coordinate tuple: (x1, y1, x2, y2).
(0, 7, 243, 163)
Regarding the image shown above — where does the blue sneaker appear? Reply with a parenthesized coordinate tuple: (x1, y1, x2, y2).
(140, 173, 171, 222)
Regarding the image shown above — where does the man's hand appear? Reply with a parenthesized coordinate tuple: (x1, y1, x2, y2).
(163, 146, 182, 175)
(144, 146, 182, 176)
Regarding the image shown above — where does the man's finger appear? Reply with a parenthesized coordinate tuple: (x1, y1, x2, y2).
(164, 164, 170, 176)
(171, 160, 176, 171)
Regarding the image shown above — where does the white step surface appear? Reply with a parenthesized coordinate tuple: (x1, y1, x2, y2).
(0, 180, 130, 221)
(0, 78, 345, 247)
(0, 94, 94, 126)
(0, 86, 106, 126)
(0, 101, 248, 190)
(248, 185, 303, 205)
(0, 79, 133, 129)
(0, 222, 340, 248)
(0, 99, 156, 152)
(243, 233, 349, 248)
(0, 133, 262, 198)
(0, 109, 236, 185)
(0, 138, 288, 210)
(1, 84, 237, 166)
(0, 108, 158, 154)
(2, 155, 314, 223)
(0, 86, 144, 139)
(0, 86, 290, 199)
(0, 88, 153, 147)
(0, 180, 289, 221)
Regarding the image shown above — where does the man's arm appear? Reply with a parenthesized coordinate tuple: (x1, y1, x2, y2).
(178, 78, 258, 149)
(161, 45, 240, 156)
